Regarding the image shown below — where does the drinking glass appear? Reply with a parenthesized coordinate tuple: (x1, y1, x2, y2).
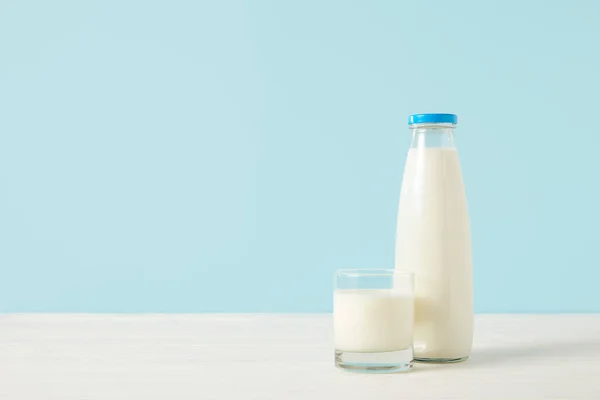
(334, 269, 414, 373)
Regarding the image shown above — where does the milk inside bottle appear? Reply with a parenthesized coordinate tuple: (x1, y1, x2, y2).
(395, 113, 473, 363)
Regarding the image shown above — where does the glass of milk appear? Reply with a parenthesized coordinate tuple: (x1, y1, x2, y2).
(334, 269, 414, 373)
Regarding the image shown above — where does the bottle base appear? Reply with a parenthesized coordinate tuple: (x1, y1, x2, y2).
(415, 356, 469, 363)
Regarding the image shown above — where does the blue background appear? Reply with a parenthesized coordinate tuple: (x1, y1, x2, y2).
(1, 0, 599, 313)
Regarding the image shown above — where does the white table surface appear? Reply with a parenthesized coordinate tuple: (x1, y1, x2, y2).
(1, 314, 599, 399)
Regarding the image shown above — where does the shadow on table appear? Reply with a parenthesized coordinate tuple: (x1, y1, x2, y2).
(466, 338, 600, 367)
(409, 338, 600, 373)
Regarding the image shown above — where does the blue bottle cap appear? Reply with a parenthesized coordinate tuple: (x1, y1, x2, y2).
(408, 113, 458, 125)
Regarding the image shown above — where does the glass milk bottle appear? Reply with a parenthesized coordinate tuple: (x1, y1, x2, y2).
(394, 113, 473, 363)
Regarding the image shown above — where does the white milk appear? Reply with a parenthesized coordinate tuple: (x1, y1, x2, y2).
(334, 289, 414, 353)
(395, 148, 473, 360)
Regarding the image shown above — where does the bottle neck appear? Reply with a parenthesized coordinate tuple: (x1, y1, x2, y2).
(410, 124, 456, 149)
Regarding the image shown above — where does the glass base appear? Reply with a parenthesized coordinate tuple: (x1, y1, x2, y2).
(414, 356, 469, 363)
(335, 347, 413, 373)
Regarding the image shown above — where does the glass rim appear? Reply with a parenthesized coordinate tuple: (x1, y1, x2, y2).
(335, 269, 414, 278)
